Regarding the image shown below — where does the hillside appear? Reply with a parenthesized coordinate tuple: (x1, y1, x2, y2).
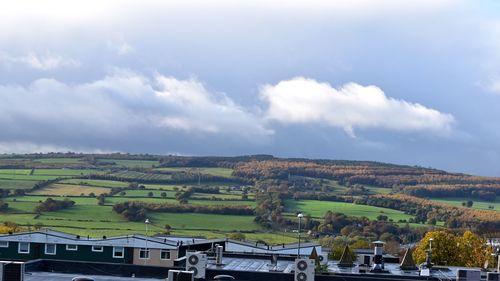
(0, 153, 498, 243)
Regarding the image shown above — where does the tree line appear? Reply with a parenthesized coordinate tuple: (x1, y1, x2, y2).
(355, 194, 500, 233)
(35, 198, 75, 213)
(112, 201, 254, 222)
(402, 184, 499, 201)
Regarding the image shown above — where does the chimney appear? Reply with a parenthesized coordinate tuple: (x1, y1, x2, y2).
(215, 245, 223, 266)
(370, 241, 386, 273)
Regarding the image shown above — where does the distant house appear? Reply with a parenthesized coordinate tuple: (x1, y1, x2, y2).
(0, 230, 178, 267)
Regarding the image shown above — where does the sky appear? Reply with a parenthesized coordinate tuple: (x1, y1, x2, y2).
(1, 0, 500, 176)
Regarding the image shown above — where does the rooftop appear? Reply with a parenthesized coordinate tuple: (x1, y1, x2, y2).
(0, 230, 178, 249)
(25, 271, 163, 281)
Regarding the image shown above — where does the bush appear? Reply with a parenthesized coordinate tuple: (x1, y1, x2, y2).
(35, 198, 75, 212)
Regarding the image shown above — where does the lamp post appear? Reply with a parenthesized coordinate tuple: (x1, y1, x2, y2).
(493, 247, 500, 272)
(297, 213, 303, 257)
(144, 219, 150, 265)
(145, 218, 150, 236)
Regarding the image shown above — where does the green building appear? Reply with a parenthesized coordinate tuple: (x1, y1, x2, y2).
(0, 230, 179, 267)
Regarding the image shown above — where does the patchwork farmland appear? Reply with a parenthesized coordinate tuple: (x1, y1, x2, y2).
(0, 154, 497, 245)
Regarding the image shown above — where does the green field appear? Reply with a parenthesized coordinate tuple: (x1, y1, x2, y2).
(149, 212, 258, 231)
(97, 159, 159, 168)
(106, 196, 255, 207)
(29, 184, 111, 196)
(154, 167, 234, 178)
(60, 179, 129, 188)
(365, 186, 392, 194)
(110, 171, 172, 181)
(0, 174, 67, 181)
(33, 158, 83, 164)
(0, 179, 36, 189)
(0, 198, 260, 240)
(33, 169, 102, 176)
(7, 196, 99, 205)
(191, 192, 244, 200)
(0, 169, 32, 175)
(433, 197, 500, 211)
(284, 199, 413, 221)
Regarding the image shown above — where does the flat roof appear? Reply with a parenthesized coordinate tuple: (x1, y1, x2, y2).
(25, 271, 163, 281)
(0, 231, 178, 249)
(206, 256, 480, 280)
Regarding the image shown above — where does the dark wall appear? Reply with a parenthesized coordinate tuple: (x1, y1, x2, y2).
(0, 242, 131, 264)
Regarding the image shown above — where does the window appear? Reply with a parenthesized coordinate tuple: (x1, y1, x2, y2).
(18, 242, 30, 254)
(113, 246, 124, 258)
(45, 243, 56, 255)
(0, 241, 8, 248)
(66, 244, 78, 251)
(139, 248, 150, 259)
(160, 249, 171, 260)
(92, 246, 104, 252)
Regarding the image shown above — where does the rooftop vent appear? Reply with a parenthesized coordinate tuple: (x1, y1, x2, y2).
(400, 248, 417, 270)
(338, 245, 354, 267)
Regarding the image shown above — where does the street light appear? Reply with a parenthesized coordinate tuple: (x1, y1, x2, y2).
(144, 219, 150, 265)
(492, 247, 500, 272)
(297, 213, 303, 257)
(429, 238, 433, 253)
(145, 219, 150, 236)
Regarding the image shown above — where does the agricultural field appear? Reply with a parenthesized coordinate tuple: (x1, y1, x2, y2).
(32, 169, 102, 176)
(0, 168, 102, 190)
(0, 174, 66, 181)
(60, 179, 129, 188)
(33, 158, 84, 164)
(154, 167, 234, 178)
(110, 171, 172, 181)
(4, 154, 490, 245)
(0, 169, 32, 175)
(149, 212, 258, 231)
(365, 186, 392, 195)
(284, 199, 413, 221)
(97, 159, 159, 168)
(191, 192, 245, 200)
(7, 196, 99, 205)
(106, 196, 254, 207)
(0, 196, 261, 240)
(0, 179, 36, 189)
(28, 184, 111, 196)
(433, 197, 500, 211)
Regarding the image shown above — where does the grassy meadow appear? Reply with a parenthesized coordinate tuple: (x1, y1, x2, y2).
(284, 199, 413, 221)
(433, 197, 500, 211)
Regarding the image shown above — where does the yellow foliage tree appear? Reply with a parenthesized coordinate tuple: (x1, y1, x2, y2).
(413, 230, 492, 267)
(459, 231, 491, 267)
(0, 221, 24, 234)
(413, 231, 461, 266)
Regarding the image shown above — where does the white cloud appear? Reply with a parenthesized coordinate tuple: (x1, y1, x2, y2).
(108, 41, 134, 56)
(261, 77, 454, 137)
(0, 52, 80, 70)
(0, 141, 109, 154)
(0, 71, 271, 151)
(489, 80, 500, 94)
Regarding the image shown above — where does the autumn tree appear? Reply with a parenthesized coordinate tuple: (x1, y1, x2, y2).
(413, 231, 461, 266)
(228, 232, 246, 241)
(459, 231, 491, 267)
(414, 230, 491, 267)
